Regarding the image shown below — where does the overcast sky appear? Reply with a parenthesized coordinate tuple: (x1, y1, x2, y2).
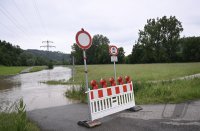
(0, 0, 200, 55)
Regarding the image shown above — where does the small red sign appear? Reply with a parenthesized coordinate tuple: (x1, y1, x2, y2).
(109, 45, 118, 56)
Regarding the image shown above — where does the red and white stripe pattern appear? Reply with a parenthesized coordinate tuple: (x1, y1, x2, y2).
(87, 81, 135, 121)
(90, 82, 133, 100)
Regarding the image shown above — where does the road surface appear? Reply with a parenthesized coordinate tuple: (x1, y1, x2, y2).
(28, 100, 200, 131)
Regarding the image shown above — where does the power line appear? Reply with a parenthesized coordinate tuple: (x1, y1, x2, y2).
(0, 20, 19, 37)
(32, 0, 47, 38)
(40, 40, 55, 51)
(0, 6, 33, 43)
(12, 0, 36, 34)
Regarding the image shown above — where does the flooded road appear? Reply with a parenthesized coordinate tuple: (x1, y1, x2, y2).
(0, 66, 76, 111)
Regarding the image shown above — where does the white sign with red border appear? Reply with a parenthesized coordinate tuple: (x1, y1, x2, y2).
(109, 45, 118, 56)
(75, 29, 92, 50)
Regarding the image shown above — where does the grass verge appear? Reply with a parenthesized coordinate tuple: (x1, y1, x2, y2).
(65, 85, 86, 103)
(0, 98, 39, 131)
(29, 66, 47, 73)
(42, 79, 74, 85)
(0, 66, 27, 76)
(135, 78, 200, 104)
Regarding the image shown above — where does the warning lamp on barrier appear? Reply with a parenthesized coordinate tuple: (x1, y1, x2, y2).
(90, 80, 98, 89)
(109, 77, 116, 86)
(125, 76, 131, 83)
(100, 78, 107, 88)
(117, 76, 124, 85)
(78, 76, 142, 128)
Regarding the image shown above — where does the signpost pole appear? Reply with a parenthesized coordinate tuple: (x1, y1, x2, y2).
(83, 50, 92, 120)
(76, 28, 101, 127)
(113, 61, 116, 80)
(72, 56, 75, 82)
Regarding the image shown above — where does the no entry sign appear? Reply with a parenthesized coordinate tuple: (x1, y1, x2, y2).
(75, 28, 92, 50)
(75, 28, 92, 123)
(109, 45, 118, 56)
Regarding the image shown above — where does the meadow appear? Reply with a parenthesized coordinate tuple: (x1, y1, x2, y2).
(0, 66, 27, 76)
(0, 66, 47, 76)
(63, 63, 200, 104)
(69, 63, 200, 83)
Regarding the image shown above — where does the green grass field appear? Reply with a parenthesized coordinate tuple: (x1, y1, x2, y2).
(0, 66, 27, 76)
(0, 66, 47, 76)
(65, 63, 200, 104)
(70, 63, 200, 83)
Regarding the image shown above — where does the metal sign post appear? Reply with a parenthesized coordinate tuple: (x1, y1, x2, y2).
(82, 50, 92, 121)
(113, 61, 116, 80)
(72, 56, 75, 82)
(83, 51, 88, 89)
(76, 28, 101, 128)
(109, 45, 118, 80)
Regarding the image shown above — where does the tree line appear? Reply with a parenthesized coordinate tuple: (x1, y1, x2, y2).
(71, 34, 125, 64)
(128, 16, 200, 63)
(72, 16, 200, 64)
(0, 40, 47, 66)
(0, 40, 69, 66)
(1, 16, 199, 66)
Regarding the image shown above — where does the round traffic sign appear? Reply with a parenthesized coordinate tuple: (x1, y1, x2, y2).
(75, 28, 92, 50)
(109, 45, 118, 56)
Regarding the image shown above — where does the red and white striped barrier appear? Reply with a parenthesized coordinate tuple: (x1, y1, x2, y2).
(86, 81, 135, 121)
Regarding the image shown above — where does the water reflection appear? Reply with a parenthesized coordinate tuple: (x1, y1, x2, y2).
(0, 78, 21, 90)
(0, 66, 77, 111)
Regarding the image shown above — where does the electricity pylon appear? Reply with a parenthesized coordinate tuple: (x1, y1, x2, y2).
(40, 40, 55, 51)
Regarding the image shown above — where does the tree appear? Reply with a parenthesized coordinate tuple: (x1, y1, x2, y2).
(71, 43, 83, 65)
(131, 16, 183, 63)
(130, 43, 145, 63)
(179, 37, 200, 62)
(71, 34, 110, 64)
(117, 47, 125, 63)
(87, 34, 110, 64)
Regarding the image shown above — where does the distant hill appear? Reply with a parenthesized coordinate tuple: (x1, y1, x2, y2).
(26, 49, 71, 63)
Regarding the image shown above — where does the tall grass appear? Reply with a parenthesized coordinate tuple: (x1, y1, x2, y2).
(65, 84, 86, 103)
(135, 78, 200, 104)
(0, 98, 39, 131)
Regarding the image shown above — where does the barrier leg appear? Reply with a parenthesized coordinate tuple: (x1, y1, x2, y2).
(127, 106, 143, 112)
(77, 89, 101, 128)
(77, 120, 101, 128)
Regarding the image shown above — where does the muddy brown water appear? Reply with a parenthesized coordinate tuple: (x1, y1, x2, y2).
(0, 66, 77, 111)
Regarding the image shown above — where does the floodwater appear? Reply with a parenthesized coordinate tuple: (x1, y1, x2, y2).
(0, 66, 76, 111)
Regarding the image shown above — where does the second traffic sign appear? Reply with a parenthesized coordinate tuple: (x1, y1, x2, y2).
(109, 45, 118, 56)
